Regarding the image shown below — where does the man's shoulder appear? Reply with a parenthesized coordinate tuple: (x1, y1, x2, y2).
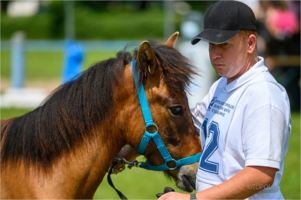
(241, 74, 290, 113)
(246, 71, 286, 97)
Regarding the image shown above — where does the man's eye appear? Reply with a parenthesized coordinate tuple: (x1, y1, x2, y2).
(169, 106, 184, 116)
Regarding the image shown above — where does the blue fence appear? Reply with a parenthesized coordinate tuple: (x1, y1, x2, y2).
(1, 40, 144, 52)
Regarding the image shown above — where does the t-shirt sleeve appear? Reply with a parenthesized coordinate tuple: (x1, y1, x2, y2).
(242, 104, 286, 170)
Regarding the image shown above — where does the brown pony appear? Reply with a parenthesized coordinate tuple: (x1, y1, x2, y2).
(1, 32, 202, 199)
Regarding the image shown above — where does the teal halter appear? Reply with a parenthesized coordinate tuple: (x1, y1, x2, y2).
(131, 60, 202, 171)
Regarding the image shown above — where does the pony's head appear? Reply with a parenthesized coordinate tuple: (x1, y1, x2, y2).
(117, 32, 202, 192)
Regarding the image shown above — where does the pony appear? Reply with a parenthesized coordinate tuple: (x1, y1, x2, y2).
(1, 32, 202, 199)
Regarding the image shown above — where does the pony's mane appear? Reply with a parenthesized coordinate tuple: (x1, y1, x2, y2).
(1, 42, 197, 168)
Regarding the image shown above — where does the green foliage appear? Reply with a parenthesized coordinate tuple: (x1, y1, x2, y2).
(1, 108, 300, 199)
(74, 9, 166, 40)
(1, 4, 182, 40)
(1, 14, 53, 40)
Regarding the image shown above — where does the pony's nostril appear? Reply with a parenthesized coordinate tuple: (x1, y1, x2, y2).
(176, 174, 194, 192)
(184, 174, 196, 190)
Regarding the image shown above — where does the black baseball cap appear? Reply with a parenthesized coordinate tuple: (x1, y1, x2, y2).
(191, 1, 257, 45)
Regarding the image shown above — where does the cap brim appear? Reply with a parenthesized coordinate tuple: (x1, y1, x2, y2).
(191, 29, 240, 45)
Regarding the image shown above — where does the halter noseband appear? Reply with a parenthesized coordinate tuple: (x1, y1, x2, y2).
(131, 60, 201, 171)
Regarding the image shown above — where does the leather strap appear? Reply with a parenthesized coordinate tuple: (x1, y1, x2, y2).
(107, 161, 128, 200)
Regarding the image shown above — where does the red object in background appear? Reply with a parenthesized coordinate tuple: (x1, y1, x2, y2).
(269, 9, 299, 36)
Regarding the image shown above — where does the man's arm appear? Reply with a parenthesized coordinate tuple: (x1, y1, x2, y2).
(159, 166, 277, 200)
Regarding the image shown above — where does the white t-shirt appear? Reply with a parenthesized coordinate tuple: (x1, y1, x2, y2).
(191, 57, 291, 199)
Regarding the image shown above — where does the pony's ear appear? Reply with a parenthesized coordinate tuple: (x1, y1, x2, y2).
(138, 41, 157, 76)
(164, 32, 179, 47)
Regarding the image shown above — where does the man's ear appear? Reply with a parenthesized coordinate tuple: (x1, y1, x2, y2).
(138, 41, 157, 77)
(247, 34, 257, 54)
(164, 32, 179, 47)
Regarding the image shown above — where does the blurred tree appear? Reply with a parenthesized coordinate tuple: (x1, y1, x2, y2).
(75, 1, 152, 12)
(48, 1, 64, 39)
(0, 0, 10, 13)
(185, 1, 216, 12)
(75, 1, 107, 12)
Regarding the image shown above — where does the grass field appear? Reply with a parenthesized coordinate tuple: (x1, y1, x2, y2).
(1, 108, 300, 199)
(1, 51, 117, 80)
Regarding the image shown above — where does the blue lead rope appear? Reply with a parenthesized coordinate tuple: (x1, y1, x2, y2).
(130, 60, 201, 171)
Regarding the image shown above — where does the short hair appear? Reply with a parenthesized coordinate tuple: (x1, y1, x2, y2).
(238, 30, 257, 50)
(238, 30, 257, 40)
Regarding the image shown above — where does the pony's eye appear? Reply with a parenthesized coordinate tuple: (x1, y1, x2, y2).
(169, 106, 184, 116)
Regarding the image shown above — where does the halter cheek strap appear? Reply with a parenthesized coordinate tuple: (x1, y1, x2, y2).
(131, 60, 201, 171)
(131, 60, 154, 128)
(131, 60, 174, 164)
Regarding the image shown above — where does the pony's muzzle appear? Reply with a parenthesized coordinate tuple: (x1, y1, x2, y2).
(175, 162, 198, 192)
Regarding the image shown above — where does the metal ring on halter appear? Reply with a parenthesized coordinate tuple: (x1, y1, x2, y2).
(166, 159, 177, 170)
(145, 124, 158, 133)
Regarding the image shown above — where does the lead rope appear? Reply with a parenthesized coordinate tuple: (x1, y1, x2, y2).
(107, 158, 142, 199)
(107, 160, 128, 200)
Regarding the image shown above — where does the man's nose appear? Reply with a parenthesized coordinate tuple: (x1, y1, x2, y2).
(209, 45, 222, 59)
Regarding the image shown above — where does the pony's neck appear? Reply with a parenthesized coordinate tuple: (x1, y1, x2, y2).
(49, 64, 137, 198)
(42, 120, 126, 198)
(2, 63, 136, 199)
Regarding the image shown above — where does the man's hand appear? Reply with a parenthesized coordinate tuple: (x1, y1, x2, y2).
(158, 192, 190, 200)
(159, 166, 277, 200)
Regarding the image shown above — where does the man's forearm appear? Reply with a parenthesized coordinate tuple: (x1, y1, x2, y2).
(195, 166, 277, 199)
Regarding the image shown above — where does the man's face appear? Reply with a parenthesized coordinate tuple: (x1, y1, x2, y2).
(209, 33, 249, 83)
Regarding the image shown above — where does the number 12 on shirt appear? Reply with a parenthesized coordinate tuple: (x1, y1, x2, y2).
(199, 119, 220, 174)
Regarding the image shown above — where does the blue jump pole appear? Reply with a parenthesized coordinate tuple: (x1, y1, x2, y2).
(11, 32, 25, 89)
(62, 1, 84, 84)
(62, 41, 84, 84)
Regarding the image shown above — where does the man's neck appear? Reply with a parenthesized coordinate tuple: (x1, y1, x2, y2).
(227, 55, 259, 84)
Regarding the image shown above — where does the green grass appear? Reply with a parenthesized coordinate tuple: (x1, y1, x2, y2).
(1, 109, 300, 199)
(279, 112, 300, 199)
(94, 167, 189, 199)
(1, 108, 33, 119)
(1, 51, 117, 79)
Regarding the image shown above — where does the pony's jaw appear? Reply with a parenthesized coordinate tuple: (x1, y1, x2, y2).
(165, 162, 198, 192)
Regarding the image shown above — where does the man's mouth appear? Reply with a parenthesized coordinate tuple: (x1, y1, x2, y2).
(213, 63, 225, 67)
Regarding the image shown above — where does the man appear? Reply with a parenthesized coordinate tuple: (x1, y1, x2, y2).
(159, 1, 291, 200)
